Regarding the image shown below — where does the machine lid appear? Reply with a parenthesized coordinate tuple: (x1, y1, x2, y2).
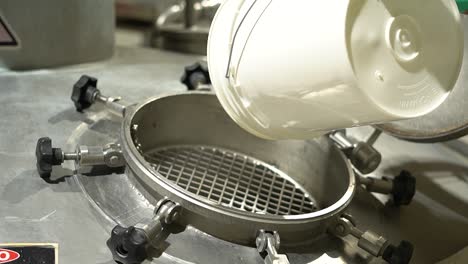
(376, 14, 468, 143)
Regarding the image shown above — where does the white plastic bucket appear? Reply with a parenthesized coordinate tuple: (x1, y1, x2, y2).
(208, 0, 464, 140)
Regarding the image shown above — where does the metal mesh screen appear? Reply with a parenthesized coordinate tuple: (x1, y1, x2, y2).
(144, 145, 317, 215)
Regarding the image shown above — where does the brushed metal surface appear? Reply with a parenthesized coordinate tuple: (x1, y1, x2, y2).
(0, 47, 467, 263)
(120, 92, 355, 246)
(67, 111, 345, 264)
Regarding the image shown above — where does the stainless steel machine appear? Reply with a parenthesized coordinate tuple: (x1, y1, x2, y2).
(0, 8, 467, 264)
(0, 45, 467, 264)
(36, 78, 416, 264)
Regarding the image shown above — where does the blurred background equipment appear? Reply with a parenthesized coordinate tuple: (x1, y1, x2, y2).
(0, 0, 115, 70)
(114, 0, 220, 54)
(152, 0, 221, 54)
(116, 0, 177, 22)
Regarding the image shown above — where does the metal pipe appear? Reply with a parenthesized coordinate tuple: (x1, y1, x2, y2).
(78, 146, 106, 166)
(350, 227, 364, 238)
(359, 175, 393, 194)
(95, 94, 126, 117)
(329, 131, 354, 149)
(63, 152, 78, 161)
(185, 0, 196, 28)
(95, 93, 108, 104)
(366, 129, 383, 146)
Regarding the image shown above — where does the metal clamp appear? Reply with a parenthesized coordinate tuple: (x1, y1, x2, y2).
(330, 215, 413, 264)
(330, 130, 382, 174)
(36, 137, 125, 178)
(256, 230, 290, 264)
(74, 143, 125, 167)
(358, 170, 416, 206)
(71, 75, 127, 117)
(107, 198, 181, 264)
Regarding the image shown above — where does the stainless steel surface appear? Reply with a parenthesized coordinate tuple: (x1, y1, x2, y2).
(0, 47, 200, 264)
(0, 0, 115, 70)
(1, 47, 468, 263)
(346, 126, 468, 263)
(68, 112, 337, 264)
(122, 92, 356, 245)
(376, 15, 468, 143)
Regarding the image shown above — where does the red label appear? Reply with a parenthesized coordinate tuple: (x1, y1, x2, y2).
(0, 249, 20, 263)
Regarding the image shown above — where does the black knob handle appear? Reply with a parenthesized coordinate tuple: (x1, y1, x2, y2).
(382, 240, 414, 264)
(36, 137, 63, 178)
(71, 75, 100, 112)
(180, 62, 211, 90)
(107, 225, 150, 264)
(391, 170, 416, 206)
